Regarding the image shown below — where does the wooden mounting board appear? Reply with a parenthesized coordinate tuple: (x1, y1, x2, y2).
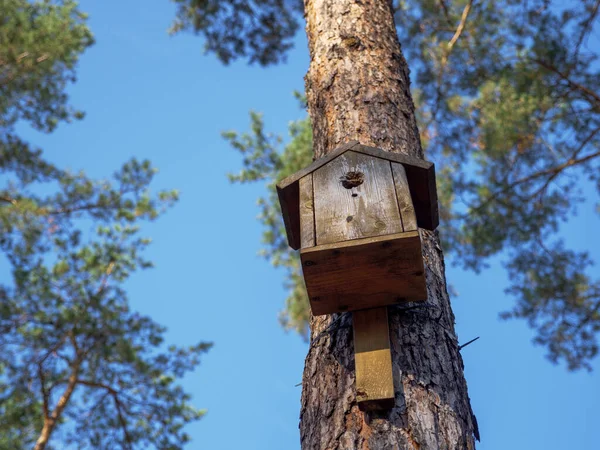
(353, 307, 395, 410)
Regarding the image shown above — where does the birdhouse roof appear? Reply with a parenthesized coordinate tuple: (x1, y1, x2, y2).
(277, 141, 439, 250)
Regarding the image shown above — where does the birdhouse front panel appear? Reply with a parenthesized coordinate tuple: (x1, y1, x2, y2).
(276, 142, 439, 316)
(312, 151, 403, 245)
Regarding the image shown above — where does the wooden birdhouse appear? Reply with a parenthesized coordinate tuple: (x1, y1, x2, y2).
(277, 141, 439, 316)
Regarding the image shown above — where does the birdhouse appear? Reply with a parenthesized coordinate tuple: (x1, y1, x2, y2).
(277, 141, 439, 316)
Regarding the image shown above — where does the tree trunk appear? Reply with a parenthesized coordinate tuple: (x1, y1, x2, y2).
(300, 1, 479, 449)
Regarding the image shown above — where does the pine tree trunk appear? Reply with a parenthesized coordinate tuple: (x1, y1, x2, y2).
(300, 1, 479, 448)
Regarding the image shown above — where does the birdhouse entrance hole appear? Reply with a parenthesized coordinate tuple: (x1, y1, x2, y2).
(340, 170, 365, 189)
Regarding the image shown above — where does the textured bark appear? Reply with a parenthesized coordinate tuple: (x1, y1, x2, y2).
(300, 1, 479, 449)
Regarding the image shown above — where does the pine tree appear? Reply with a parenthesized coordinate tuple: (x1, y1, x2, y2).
(296, 0, 477, 446)
(1, 2, 211, 448)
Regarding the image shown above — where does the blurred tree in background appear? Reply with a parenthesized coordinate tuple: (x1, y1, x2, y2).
(0, 1, 211, 448)
(173, 0, 600, 371)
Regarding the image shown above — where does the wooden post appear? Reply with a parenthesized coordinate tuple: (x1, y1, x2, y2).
(353, 307, 394, 410)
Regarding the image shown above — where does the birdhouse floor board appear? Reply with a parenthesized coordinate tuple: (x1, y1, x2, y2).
(301, 231, 426, 316)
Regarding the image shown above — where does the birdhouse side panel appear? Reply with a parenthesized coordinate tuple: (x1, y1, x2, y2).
(391, 162, 418, 232)
(299, 174, 315, 249)
(313, 151, 403, 246)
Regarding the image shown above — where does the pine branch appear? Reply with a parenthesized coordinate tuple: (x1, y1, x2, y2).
(37, 363, 50, 421)
(458, 336, 480, 350)
(0, 196, 18, 205)
(438, 0, 453, 26)
(36, 333, 70, 422)
(534, 59, 600, 106)
(447, 0, 473, 52)
(574, 0, 600, 59)
(465, 125, 600, 216)
(96, 261, 116, 295)
(77, 380, 134, 450)
(34, 359, 82, 450)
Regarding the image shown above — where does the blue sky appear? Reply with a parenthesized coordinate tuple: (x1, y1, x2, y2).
(14, 1, 600, 449)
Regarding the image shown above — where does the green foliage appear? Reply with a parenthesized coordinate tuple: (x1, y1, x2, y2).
(214, 1, 600, 370)
(224, 105, 313, 337)
(0, 0, 93, 133)
(169, 0, 303, 65)
(0, 1, 211, 448)
(395, 0, 600, 371)
(0, 156, 211, 449)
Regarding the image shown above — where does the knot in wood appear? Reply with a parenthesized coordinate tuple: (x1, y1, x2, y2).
(340, 171, 364, 189)
(341, 35, 361, 49)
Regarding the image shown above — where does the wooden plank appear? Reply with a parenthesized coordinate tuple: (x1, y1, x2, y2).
(353, 307, 395, 410)
(353, 144, 438, 231)
(353, 144, 432, 170)
(276, 182, 301, 250)
(313, 151, 403, 245)
(407, 162, 438, 231)
(391, 162, 417, 231)
(301, 231, 426, 315)
(421, 162, 439, 230)
(299, 174, 315, 248)
(276, 140, 360, 190)
(276, 142, 361, 250)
